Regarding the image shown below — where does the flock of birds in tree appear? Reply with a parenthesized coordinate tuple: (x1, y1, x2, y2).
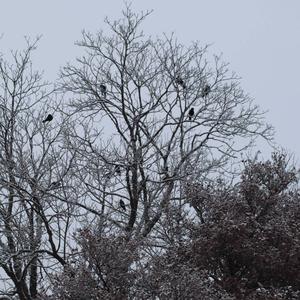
(41, 79, 210, 125)
(175, 76, 211, 121)
(40, 78, 211, 213)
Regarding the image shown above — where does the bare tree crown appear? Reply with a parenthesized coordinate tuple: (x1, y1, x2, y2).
(0, 6, 277, 299)
(61, 7, 273, 236)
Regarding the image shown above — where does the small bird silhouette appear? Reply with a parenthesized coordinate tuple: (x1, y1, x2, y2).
(115, 165, 121, 176)
(50, 181, 61, 189)
(188, 107, 194, 120)
(119, 199, 126, 211)
(42, 114, 53, 123)
(99, 84, 107, 97)
(175, 77, 186, 89)
(201, 85, 211, 97)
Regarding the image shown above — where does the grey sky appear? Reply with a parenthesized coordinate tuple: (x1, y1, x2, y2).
(1, 0, 300, 159)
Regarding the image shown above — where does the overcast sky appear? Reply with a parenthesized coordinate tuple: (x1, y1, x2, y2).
(1, 0, 300, 160)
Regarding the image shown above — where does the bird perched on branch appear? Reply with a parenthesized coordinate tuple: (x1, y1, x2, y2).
(119, 199, 126, 211)
(50, 181, 61, 189)
(42, 114, 53, 123)
(99, 84, 107, 97)
(201, 84, 211, 97)
(188, 107, 194, 120)
(175, 77, 187, 89)
(115, 165, 121, 176)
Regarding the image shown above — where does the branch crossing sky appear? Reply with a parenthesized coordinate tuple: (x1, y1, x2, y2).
(1, 0, 299, 160)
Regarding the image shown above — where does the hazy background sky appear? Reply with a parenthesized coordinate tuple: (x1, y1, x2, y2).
(1, 0, 299, 160)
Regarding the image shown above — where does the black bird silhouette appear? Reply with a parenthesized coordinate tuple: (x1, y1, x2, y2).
(115, 165, 121, 176)
(201, 84, 211, 97)
(175, 77, 186, 89)
(50, 181, 61, 189)
(42, 114, 53, 123)
(188, 107, 194, 120)
(99, 84, 107, 97)
(119, 199, 126, 211)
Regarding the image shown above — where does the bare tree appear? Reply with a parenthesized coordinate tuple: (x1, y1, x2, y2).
(0, 6, 275, 299)
(51, 152, 300, 300)
(61, 6, 273, 243)
(0, 38, 76, 299)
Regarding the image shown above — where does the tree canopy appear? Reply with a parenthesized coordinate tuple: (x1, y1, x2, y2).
(1, 6, 298, 300)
